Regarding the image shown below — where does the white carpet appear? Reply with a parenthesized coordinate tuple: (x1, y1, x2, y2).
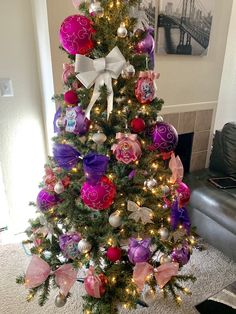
(0, 242, 236, 314)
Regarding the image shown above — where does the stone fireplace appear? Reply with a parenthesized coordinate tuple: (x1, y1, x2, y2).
(162, 108, 214, 172)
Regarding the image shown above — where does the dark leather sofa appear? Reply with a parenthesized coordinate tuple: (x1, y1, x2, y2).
(185, 122, 236, 261)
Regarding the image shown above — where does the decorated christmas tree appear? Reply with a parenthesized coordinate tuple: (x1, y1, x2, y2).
(17, 0, 197, 313)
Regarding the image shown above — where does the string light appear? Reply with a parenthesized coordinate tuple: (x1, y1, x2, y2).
(49, 207, 54, 214)
(128, 99, 132, 104)
(27, 293, 34, 301)
(167, 216, 171, 223)
(72, 167, 78, 173)
(151, 163, 158, 169)
(176, 296, 182, 303)
(107, 238, 113, 245)
(149, 229, 155, 235)
(111, 276, 116, 283)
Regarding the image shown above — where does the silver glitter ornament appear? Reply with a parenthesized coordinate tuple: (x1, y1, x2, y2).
(56, 116, 65, 130)
(89, 1, 104, 17)
(117, 23, 128, 38)
(158, 227, 169, 240)
(160, 254, 172, 264)
(54, 181, 65, 194)
(144, 178, 157, 190)
(55, 293, 67, 307)
(143, 288, 157, 305)
(109, 211, 122, 228)
(78, 239, 92, 254)
(121, 62, 135, 79)
(92, 131, 107, 145)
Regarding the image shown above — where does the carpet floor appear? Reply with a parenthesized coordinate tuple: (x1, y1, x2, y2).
(0, 242, 236, 314)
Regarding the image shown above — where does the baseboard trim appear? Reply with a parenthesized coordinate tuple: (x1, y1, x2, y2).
(160, 101, 218, 114)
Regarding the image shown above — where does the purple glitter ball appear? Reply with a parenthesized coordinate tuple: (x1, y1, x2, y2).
(128, 238, 151, 264)
(59, 232, 81, 259)
(37, 189, 59, 212)
(151, 122, 178, 153)
(171, 245, 190, 266)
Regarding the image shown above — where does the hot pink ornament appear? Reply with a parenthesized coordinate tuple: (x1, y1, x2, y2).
(81, 176, 116, 210)
(176, 181, 191, 207)
(59, 15, 95, 55)
(84, 267, 107, 298)
(64, 90, 79, 106)
(112, 133, 142, 164)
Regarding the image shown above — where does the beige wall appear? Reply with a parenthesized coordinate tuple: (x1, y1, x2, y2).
(47, 0, 233, 110)
(0, 0, 46, 233)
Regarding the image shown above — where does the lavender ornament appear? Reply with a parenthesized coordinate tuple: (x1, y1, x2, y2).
(59, 232, 81, 259)
(37, 189, 59, 212)
(171, 244, 190, 266)
(128, 238, 151, 264)
(135, 27, 155, 69)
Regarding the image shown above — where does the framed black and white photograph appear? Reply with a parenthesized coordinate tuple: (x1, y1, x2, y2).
(157, 0, 215, 56)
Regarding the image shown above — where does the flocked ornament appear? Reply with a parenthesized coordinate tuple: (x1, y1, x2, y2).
(128, 238, 151, 264)
(130, 117, 146, 133)
(78, 239, 92, 254)
(54, 181, 65, 194)
(135, 71, 156, 104)
(112, 133, 142, 164)
(151, 121, 178, 153)
(59, 15, 95, 55)
(65, 106, 90, 136)
(144, 178, 157, 190)
(64, 90, 79, 106)
(37, 189, 59, 212)
(89, 1, 104, 18)
(158, 227, 169, 241)
(117, 22, 128, 38)
(121, 62, 135, 79)
(92, 131, 107, 145)
(106, 247, 121, 262)
(55, 293, 67, 307)
(109, 211, 122, 228)
(81, 176, 116, 210)
(84, 267, 107, 298)
(59, 232, 81, 259)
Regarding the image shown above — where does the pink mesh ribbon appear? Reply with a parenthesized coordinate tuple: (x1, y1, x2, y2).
(25, 255, 78, 296)
(62, 63, 75, 84)
(84, 267, 103, 298)
(133, 262, 179, 291)
(169, 153, 184, 183)
(139, 71, 160, 80)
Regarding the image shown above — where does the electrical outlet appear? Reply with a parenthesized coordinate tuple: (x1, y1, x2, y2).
(0, 79, 14, 97)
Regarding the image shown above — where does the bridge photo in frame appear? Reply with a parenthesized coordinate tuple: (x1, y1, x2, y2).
(157, 0, 215, 56)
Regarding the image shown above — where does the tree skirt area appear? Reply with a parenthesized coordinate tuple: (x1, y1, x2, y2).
(0, 242, 236, 314)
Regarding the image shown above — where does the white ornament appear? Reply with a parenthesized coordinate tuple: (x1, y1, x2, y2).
(109, 211, 122, 228)
(92, 132, 107, 145)
(156, 116, 164, 122)
(143, 287, 157, 305)
(121, 62, 135, 79)
(117, 23, 128, 38)
(89, 1, 104, 17)
(78, 239, 92, 254)
(144, 178, 157, 190)
(158, 227, 169, 240)
(54, 181, 65, 194)
(128, 200, 154, 225)
(161, 185, 170, 194)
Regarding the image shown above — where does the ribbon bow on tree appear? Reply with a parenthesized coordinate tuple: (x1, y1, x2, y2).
(169, 153, 184, 183)
(75, 46, 126, 119)
(128, 200, 154, 225)
(133, 261, 179, 291)
(53, 144, 109, 184)
(25, 255, 78, 296)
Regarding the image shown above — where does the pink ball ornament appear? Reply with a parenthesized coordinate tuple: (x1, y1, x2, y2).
(81, 176, 116, 210)
(59, 15, 95, 55)
(177, 181, 191, 207)
(151, 121, 178, 153)
(135, 76, 155, 104)
(64, 90, 79, 106)
(84, 268, 107, 298)
(106, 247, 121, 262)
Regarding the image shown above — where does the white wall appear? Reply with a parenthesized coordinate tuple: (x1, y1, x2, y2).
(214, 0, 236, 130)
(0, 0, 47, 234)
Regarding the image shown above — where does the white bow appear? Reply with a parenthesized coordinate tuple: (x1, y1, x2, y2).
(128, 201, 154, 225)
(75, 46, 126, 120)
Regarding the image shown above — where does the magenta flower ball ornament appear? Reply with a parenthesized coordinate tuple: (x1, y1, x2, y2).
(151, 121, 178, 153)
(81, 176, 116, 210)
(59, 15, 95, 55)
(128, 238, 151, 264)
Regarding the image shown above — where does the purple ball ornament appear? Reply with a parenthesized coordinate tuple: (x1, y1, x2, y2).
(135, 27, 155, 69)
(65, 106, 91, 136)
(37, 189, 59, 212)
(171, 244, 190, 266)
(59, 232, 81, 259)
(128, 238, 151, 264)
(151, 121, 178, 153)
(59, 15, 95, 55)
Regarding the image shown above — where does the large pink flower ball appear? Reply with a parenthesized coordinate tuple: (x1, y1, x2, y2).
(59, 15, 95, 55)
(81, 176, 116, 210)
